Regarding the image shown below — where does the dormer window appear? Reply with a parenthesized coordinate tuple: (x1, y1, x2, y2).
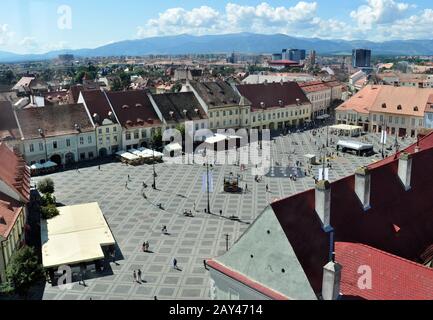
(414, 106, 419, 112)
(397, 105, 402, 110)
(382, 103, 386, 108)
(122, 105, 129, 109)
(135, 103, 142, 107)
(169, 111, 174, 118)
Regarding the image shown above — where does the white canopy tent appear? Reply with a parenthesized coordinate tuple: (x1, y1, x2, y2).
(41, 202, 115, 268)
(164, 143, 183, 153)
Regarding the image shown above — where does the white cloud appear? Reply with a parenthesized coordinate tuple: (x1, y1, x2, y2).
(19, 37, 39, 50)
(135, 1, 432, 41)
(350, 0, 411, 29)
(138, 6, 220, 37)
(0, 24, 14, 46)
(137, 2, 320, 38)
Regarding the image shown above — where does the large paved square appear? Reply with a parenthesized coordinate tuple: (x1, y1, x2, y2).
(33, 129, 415, 300)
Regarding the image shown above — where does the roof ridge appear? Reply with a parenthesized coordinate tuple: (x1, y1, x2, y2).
(339, 242, 433, 272)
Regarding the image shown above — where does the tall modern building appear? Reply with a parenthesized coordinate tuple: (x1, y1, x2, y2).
(289, 49, 306, 62)
(352, 49, 371, 68)
(273, 49, 306, 62)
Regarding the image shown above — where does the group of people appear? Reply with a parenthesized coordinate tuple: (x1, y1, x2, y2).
(183, 210, 194, 217)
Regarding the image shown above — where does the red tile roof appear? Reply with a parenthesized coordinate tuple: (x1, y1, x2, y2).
(336, 242, 433, 300)
(81, 90, 117, 126)
(0, 192, 23, 239)
(271, 132, 433, 298)
(0, 143, 30, 203)
(106, 90, 161, 129)
(236, 82, 310, 111)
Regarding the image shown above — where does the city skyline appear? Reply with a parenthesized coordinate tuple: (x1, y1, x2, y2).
(0, 0, 432, 54)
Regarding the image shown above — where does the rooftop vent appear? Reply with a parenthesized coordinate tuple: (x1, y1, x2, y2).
(279, 100, 283, 106)
(122, 104, 129, 109)
(137, 118, 144, 124)
(38, 128, 44, 136)
(260, 102, 265, 108)
(296, 98, 300, 105)
(74, 123, 80, 131)
(135, 103, 142, 107)
(194, 108, 199, 114)
(147, 118, 154, 124)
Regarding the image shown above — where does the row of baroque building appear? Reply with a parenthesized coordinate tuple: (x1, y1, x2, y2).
(0, 79, 343, 165)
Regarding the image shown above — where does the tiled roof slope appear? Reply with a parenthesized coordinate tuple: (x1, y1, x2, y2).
(271, 132, 433, 296)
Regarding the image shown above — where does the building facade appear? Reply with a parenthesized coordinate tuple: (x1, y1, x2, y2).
(106, 90, 163, 150)
(185, 80, 251, 131)
(15, 104, 97, 165)
(336, 85, 433, 137)
(236, 82, 312, 131)
(0, 144, 30, 284)
(78, 90, 122, 157)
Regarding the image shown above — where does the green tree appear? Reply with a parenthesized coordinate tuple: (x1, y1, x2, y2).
(41, 204, 59, 220)
(1, 246, 44, 296)
(40, 193, 56, 207)
(37, 178, 55, 194)
(170, 81, 182, 93)
(152, 128, 163, 149)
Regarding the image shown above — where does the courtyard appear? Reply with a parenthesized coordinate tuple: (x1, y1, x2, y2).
(32, 128, 416, 300)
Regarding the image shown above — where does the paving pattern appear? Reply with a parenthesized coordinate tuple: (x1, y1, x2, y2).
(32, 129, 415, 300)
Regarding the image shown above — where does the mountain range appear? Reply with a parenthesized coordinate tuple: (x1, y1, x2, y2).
(1, 33, 432, 63)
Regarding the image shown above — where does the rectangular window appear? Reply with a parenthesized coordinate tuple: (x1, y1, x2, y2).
(106, 127, 110, 133)
(80, 153, 86, 160)
(113, 136, 118, 142)
(134, 131, 139, 139)
(88, 152, 94, 159)
(29, 144, 34, 152)
(126, 132, 131, 140)
(39, 143, 43, 151)
(113, 127, 117, 132)
(88, 136, 92, 144)
(195, 124, 199, 131)
(80, 137, 84, 145)
(66, 139, 70, 147)
(53, 141, 58, 149)
(98, 128, 102, 134)
(201, 123, 204, 129)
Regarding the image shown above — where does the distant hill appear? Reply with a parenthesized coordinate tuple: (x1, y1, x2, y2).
(1, 33, 433, 62)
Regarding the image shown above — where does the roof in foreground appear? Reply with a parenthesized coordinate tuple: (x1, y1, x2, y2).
(0, 143, 30, 202)
(270, 132, 433, 298)
(336, 242, 433, 300)
(41, 202, 115, 268)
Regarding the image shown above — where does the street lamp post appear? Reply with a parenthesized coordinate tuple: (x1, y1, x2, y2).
(203, 148, 212, 214)
(152, 144, 157, 189)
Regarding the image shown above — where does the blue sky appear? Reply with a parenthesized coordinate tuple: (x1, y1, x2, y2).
(0, 0, 432, 53)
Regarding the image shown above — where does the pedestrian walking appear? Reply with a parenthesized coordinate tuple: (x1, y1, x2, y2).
(125, 181, 128, 189)
(133, 270, 137, 283)
(137, 269, 142, 282)
(245, 184, 248, 193)
(98, 165, 101, 171)
(266, 184, 269, 192)
(142, 242, 146, 252)
(173, 258, 178, 270)
(162, 226, 167, 234)
(146, 241, 149, 252)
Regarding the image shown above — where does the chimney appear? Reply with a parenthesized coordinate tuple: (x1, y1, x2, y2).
(355, 167, 371, 210)
(315, 180, 331, 231)
(398, 152, 412, 191)
(322, 261, 342, 300)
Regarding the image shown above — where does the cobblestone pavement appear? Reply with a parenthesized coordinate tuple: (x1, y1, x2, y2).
(32, 129, 415, 300)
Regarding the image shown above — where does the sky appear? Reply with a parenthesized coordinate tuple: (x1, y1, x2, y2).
(0, 0, 432, 54)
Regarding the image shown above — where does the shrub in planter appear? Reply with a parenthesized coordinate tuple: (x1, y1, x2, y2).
(41, 204, 59, 220)
(37, 178, 55, 194)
